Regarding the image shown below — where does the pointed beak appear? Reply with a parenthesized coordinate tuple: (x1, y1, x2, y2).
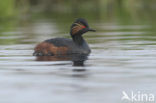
(88, 28, 96, 32)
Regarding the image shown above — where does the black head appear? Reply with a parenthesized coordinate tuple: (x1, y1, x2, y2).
(70, 18, 96, 36)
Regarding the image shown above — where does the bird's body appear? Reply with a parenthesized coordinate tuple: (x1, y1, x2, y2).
(34, 38, 90, 56)
(33, 18, 95, 56)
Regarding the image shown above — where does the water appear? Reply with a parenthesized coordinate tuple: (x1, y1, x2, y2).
(0, 19, 156, 103)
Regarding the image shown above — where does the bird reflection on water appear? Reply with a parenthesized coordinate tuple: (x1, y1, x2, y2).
(35, 54, 89, 67)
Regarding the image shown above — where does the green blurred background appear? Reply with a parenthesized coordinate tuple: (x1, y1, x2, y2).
(0, 0, 156, 24)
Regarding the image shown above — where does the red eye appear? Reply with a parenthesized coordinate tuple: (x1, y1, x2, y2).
(82, 25, 86, 28)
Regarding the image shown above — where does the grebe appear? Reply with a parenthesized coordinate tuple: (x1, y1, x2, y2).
(33, 18, 95, 56)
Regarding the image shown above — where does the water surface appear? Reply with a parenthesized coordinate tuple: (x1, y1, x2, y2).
(0, 19, 156, 103)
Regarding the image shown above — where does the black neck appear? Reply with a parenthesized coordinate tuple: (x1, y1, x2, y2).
(72, 35, 85, 45)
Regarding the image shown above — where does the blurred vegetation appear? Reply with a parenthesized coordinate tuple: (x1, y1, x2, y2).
(0, 0, 16, 19)
(0, 0, 155, 23)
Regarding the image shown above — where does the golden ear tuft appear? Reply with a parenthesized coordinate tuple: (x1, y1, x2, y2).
(71, 23, 86, 35)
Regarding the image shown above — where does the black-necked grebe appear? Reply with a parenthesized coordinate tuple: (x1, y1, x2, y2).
(33, 18, 95, 56)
